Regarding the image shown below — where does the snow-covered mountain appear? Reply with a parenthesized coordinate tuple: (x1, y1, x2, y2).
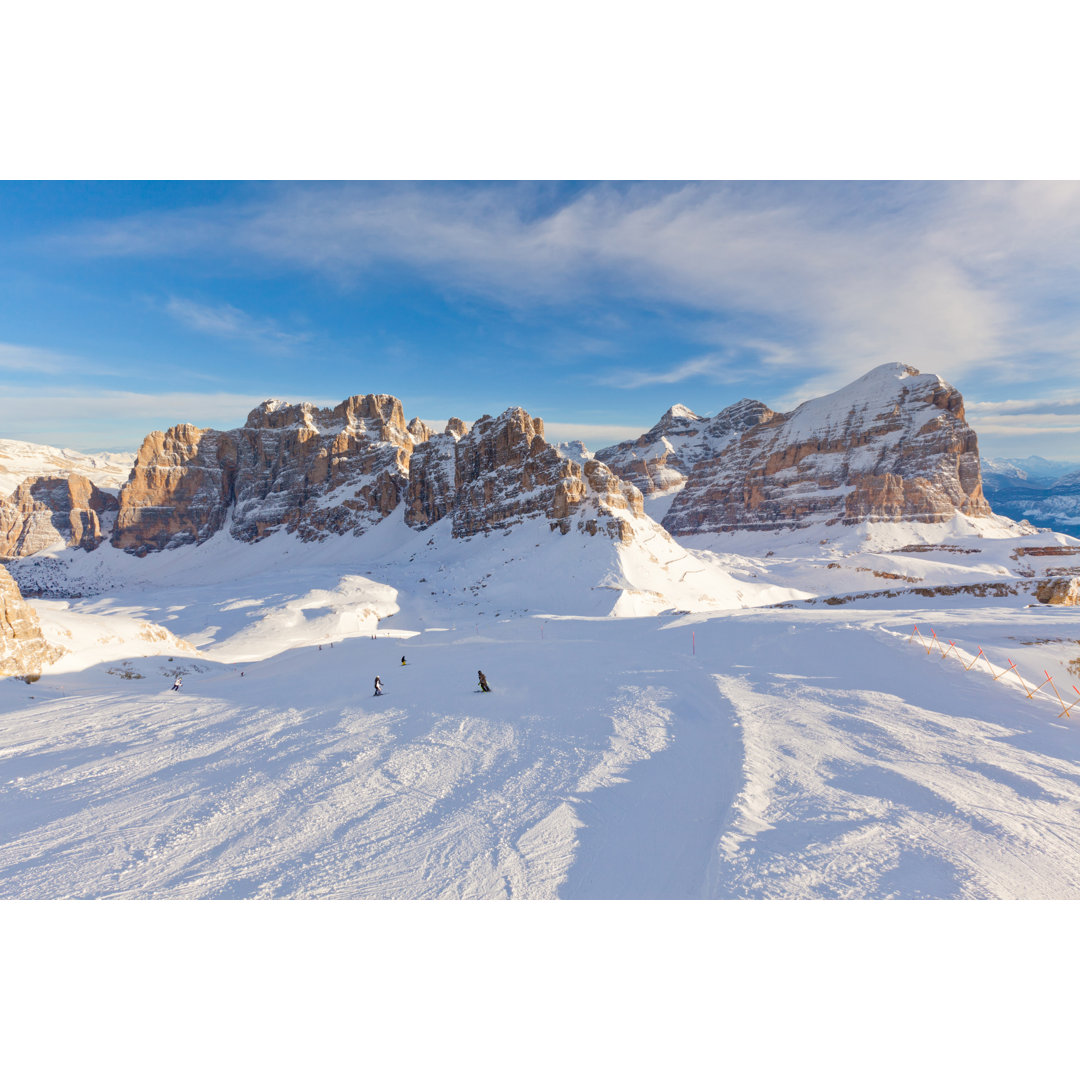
(0, 438, 133, 497)
(981, 457, 1080, 533)
(983, 455, 1079, 482)
(600, 363, 995, 535)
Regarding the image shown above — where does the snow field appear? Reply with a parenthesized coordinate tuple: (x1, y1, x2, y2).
(4, 593, 1080, 898)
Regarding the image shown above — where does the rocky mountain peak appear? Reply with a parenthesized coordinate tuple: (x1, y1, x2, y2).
(654, 364, 992, 534)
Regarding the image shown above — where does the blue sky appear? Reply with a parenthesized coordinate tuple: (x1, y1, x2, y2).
(2, 180, 1080, 461)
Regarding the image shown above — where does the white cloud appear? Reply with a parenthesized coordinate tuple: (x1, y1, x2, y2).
(0, 342, 77, 374)
(163, 296, 311, 348)
(595, 354, 733, 390)
(51, 181, 1080, 394)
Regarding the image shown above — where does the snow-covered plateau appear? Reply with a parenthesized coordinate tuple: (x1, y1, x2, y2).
(3, 506, 1080, 899)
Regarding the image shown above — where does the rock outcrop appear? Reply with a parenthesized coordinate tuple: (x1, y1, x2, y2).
(1035, 577, 1080, 606)
(0, 564, 62, 678)
(114, 395, 422, 554)
(0, 474, 118, 558)
(407, 408, 645, 542)
(600, 364, 992, 534)
(596, 399, 775, 496)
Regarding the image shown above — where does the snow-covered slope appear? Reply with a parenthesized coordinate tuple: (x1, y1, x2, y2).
(0, 438, 133, 496)
(4, 568, 1080, 898)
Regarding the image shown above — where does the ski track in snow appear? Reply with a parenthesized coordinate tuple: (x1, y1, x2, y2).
(3, 519, 1080, 899)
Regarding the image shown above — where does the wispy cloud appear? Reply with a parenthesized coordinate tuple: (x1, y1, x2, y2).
(162, 296, 311, 349)
(49, 181, 1080, 392)
(968, 396, 1080, 416)
(0, 342, 77, 374)
(595, 354, 734, 390)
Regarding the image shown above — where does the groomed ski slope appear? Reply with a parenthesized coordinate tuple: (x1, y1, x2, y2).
(3, 588, 1080, 898)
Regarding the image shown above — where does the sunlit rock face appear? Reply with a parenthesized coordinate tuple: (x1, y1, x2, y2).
(407, 408, 645, 542)
(1036, 577, 1080, 606)
(600, 364, 991, 534)
(596, 399, 775, 497)
(0, 564, 63, 678)
(113, 395, 422, 554)
(0, 474, 118, 557)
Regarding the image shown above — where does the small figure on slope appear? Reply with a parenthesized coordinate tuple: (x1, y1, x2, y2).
(401, 655, 407, 666)
(171, 675, 182, 692)
(374, 675, 383, 697)
(477, 670, 491, 693)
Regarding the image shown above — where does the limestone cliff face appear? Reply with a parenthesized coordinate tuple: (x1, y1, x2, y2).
(596, 399, 775, 496)
(0, 474, 118, 558)
(114, 425, 238, 554)
(113, 395, 422, 553)
(0, 564, 63, 678)
(600, 364, 992, 534)
(404, 419, 470, 530)
(407, 408, 644, 542)
(229, 395, 415, 543)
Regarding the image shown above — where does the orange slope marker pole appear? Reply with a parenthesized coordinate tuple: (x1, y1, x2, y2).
(964, 647, 986, 671)
(940, 640, 961, 661)
(1005, 659, 1032, 696)
(910, 625, 932, 653)
(929, 629, 942, 656)
(1026, 671, 1056, 700)
(1058, 686, 1080, 720)
(1045, 672, 1071, 715)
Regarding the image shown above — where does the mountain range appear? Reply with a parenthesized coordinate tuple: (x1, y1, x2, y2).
(0, 362, 1008, 562)
(980, 456, 1080, 533)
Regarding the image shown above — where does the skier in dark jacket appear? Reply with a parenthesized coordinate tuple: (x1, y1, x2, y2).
(478, 670, 491, 693)
(374, 675, 383, 696)
(401, 655, 406, 666)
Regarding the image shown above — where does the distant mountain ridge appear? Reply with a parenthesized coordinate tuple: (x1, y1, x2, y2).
(0, 439, 132, 497)
(981, 456, 1080, 532)
(0, 363, 1034, 564)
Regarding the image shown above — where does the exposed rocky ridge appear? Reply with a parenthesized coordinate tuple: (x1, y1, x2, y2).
(595, 399, 775, 496)
(106, 396, 645, 554)
(408, 408, 645, 541)
(0, 474, 118, 558)
(0, 564, 63, 677)
(600, 364, 992, 534)
(114, 395, 421, 554)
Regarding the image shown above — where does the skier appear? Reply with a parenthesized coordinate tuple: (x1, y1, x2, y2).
(477, 670, 491, 693)
(374, 675, 383, 697)
(171, 675, 182, 692)
(401, 655, 407, 666)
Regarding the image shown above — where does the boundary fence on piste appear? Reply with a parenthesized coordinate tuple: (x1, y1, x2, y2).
(909, 624, 1080, 720)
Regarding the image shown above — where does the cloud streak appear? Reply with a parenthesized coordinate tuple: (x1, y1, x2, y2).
(163, 296, 311, 349)
(47, 180, 1080, 403)
(0, 342, 78, 374)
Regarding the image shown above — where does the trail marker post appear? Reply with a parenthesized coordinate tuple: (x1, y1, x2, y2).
(1058, 686, 1080, 720)
(1027, 671, 1056, 700)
